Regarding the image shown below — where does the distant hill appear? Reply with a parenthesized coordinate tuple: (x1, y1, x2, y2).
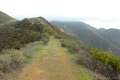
(99, 28, 120, 47)
(0, 11, 15, 24)
(51, 21, 120, 55)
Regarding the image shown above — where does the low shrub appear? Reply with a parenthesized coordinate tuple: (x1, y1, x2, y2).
(89, 49, 120, 72)
(0, 49, 26, 73)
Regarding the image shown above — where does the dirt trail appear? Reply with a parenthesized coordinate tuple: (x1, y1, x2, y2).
(18, 38, 76, 80)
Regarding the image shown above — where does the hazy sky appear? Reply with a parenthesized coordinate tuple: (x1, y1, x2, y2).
(0, 0, 120, 29)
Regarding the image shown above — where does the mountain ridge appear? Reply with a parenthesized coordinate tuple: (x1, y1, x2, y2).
(51, 21, 120, 55)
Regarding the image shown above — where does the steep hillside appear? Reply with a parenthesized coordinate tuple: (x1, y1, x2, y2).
(52, 21, 120, 55)
(0, 11, 15, 24)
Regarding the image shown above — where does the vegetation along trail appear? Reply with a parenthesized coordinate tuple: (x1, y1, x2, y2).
(18, 37, 78, 80)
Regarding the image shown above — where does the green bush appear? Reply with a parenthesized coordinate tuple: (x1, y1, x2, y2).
(0, 27, 42, 50)
(0, 18, 55, 51)
(89, 49, 120, 72)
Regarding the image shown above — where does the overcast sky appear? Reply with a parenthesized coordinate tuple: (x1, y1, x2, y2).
(0, 0, 120, 29)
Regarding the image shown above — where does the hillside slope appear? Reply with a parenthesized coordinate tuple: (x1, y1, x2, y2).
(51, 21, 120, 55)
(98, 28, 120, 54)
(0, 11, 15, 24)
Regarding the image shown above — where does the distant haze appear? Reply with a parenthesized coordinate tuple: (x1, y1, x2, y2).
(0, 0, 120, 29)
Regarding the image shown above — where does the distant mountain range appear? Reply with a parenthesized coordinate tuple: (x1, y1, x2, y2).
(52, 21, 120, 55)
